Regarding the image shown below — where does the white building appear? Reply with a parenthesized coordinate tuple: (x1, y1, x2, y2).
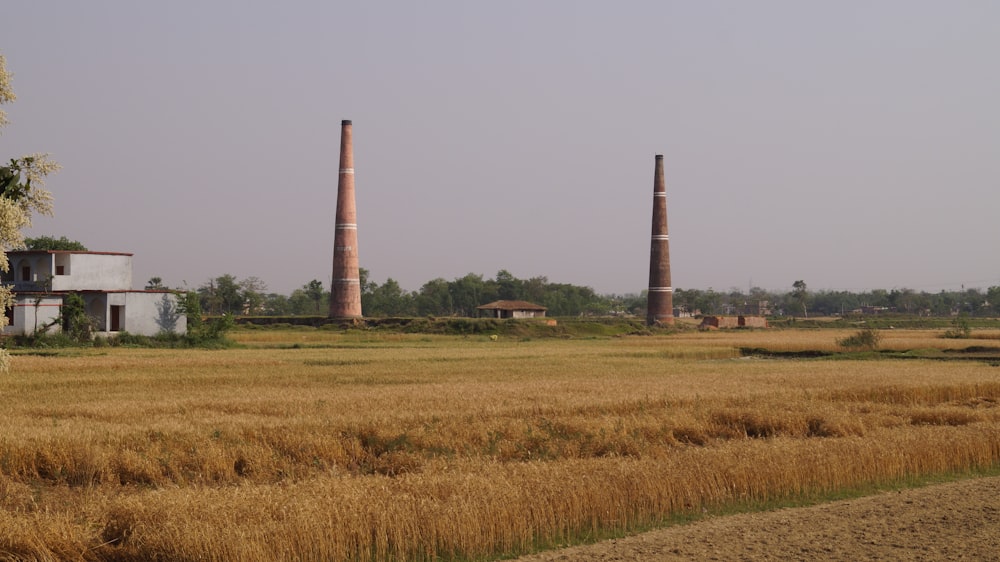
(2, 250, 186, 336)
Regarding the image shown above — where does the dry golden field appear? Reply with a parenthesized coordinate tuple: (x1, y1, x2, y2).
(1, 326, 999, 561)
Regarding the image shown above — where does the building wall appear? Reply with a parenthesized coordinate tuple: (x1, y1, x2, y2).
(480, 308, 547, 319)
(5, 254, 53, 290)
(83, 292, 185, 336)
(51, 254, 132, 291)
(739, 316, 769, 328)
(4, 295, 63, 335)
(5, 253, 132, 292)
(122, 292, 186, 336)
(82, 293, 108, 332)
(700, 316, 769, 329)
(4, 292, 186, 337)
(511, 310, 546, 318)
(700, 316, 740, 329)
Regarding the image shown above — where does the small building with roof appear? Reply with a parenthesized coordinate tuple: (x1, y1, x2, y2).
(476, 300, 548, 319)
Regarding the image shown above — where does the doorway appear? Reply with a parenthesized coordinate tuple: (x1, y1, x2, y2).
(110, 305, 123, 332)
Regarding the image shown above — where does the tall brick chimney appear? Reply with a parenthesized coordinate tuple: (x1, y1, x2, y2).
(647, 154, 674, 326)
(329, 120, 363, 319)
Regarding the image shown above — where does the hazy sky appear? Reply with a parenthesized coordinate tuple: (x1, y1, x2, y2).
(2, 1, 997, 296)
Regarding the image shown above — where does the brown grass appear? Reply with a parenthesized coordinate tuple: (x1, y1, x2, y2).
(1, 329, 999, 560)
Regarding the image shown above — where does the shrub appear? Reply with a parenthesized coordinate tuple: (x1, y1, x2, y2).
(943, 316, 972, 339)
(60, 293, 93, 342)
(837, 326, 882, 351)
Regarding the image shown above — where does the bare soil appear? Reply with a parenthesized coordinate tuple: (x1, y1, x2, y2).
(514, 476, 1000, 561)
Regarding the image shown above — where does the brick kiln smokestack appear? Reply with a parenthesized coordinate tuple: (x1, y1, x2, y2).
(329, 120, 363, 319)
(647, 154, 674, 326)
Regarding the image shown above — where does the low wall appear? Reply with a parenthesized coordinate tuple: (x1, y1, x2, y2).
(739, 316, 769, 328)
(700, 315, 769, 329)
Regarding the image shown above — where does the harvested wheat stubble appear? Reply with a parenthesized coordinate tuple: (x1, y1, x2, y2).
(4, 331, 1000, 560)
(513, 475, 1000, 561)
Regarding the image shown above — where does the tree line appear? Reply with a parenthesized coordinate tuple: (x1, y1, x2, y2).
(673, 282, 1000, 318)
(192, 270, 616, 318)
(187, 273, 1000, 319)
(18, 238, 1000, 318)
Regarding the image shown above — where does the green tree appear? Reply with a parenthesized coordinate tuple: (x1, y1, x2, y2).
(619, 292, 646, 316)
(889, 288, 930, 315)
(288, 280, 328, 315)
(671, 288, 698, 316)
(748, 286, 773, 316)
(239, 276, 268, 315)
(988, 286, 1000, 316)
(725, 288, 746, 314)
(791, 280, 808, 317)
(176, 291, 202, 334)
(538, 282, 602, 316)
(415, 278, 452, 316)
(811, 290, 861, 317)
(23, 235, 86, 251)
(60, 293, 92, 342)
(961, 287, 986, 316)
(262, 293, 290, 315)
(522, 276, 547, 304)
(359, 267, 372, 295)
(304, 279, 326, 315)
(1, 54, 59, 370)
(929, 290, 959, 316)
(943, 314, 972, 339)
(198, 274, 244, 315)
(175, 290, 233, 344)
(287, 289, 314, 315)
(449, 273, 490, 316)
(145, 277, 165, 290)
(495, 269, 522, 300)
(695, 288, 722, 316)
(364, 278, 414, 317)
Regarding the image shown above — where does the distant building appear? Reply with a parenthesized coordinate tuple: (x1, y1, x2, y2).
(673, 306, 697, 318)
(2, 250, 186, 336)
(745, 300, 772, 317)
(476, 300, 547, 319)
(850, 306, 892, 315)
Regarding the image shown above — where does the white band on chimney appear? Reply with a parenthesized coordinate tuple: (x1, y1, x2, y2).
(334, 278, 361, 284)
(336, 223, 357, 229)
(648, 287, 673, 292)
(652, 235, 669, 241)
(340, 168, 355, 174)
(654, 192, 666, 197)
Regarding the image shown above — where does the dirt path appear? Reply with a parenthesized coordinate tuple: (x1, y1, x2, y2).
(514, 476, 1000, 561)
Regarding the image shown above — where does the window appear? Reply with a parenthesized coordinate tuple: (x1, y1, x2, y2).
(54, 254, 71, 276)
(20, 266, 30, 282)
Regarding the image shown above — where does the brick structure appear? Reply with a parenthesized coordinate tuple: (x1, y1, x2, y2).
(329, 120, 363, 318)
(647, 155, 674, 325)
(700, 316, 769, 329)
(739, 315, 769, 328)
(700, 316, 740, 329)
